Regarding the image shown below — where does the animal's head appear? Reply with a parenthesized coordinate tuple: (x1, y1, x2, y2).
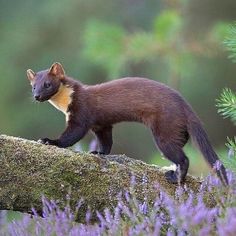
(27, 62, 65, 102)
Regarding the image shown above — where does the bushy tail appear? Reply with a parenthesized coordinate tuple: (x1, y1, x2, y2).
(187, 118, 228, 185)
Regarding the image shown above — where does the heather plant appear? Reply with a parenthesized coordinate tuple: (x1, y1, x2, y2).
(3, 172, 236, 236)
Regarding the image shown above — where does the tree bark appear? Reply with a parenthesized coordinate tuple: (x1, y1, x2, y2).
(0, 135, 202, 219)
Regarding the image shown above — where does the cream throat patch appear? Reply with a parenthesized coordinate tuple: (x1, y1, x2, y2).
(48, 84, 74, 116)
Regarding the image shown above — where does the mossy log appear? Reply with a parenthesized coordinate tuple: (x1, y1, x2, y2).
(0, 135, 202, 219)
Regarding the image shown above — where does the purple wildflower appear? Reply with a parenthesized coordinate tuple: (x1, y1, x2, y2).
(4, 170, 236, 236)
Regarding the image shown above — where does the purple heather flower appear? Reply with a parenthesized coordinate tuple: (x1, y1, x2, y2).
(125, 191, 131, 203)
(85, 208, 91, 224)
(139, 201, 148, 215)
(130, 175, 136, 187)
(89, 139, 97, 152)
(4, 171, 236, 236)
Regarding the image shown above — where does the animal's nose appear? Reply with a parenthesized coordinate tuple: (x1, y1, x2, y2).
(34, 95, 40, 100)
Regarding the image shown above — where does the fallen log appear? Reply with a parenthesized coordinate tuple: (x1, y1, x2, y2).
(0, 135, 202, 219)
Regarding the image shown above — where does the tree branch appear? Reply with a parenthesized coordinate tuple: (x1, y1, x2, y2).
(0, 135, 202, 219)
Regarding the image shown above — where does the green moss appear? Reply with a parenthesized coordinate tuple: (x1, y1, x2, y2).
(0, 134, 203, 219)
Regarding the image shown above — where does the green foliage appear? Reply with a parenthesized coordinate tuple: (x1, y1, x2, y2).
(217, 91, 236, 173)
(210, 22, 231, 42)
(217, 24, 236, 173)
(153, 10, 182, 43)
(81, 9, 230, 87)
(83, 20, 126, 78)
(126, 32, 156, 62)
(226, 137, 236, 154)
(216, 88, 236, 124)
(224, 23, 236, 62)
(223, 137, 236, 173)
(82, 10, 186, 79)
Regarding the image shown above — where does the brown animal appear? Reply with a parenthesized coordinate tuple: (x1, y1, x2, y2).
(27, 62, 228, 184)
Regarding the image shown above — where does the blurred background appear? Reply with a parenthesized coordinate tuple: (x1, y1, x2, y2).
(0, 0, 236, 176)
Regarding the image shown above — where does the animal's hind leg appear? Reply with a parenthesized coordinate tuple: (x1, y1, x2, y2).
(153, 130, 189, 183)
(162, 145, 189, 183)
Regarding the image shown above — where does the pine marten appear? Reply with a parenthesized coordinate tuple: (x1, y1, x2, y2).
(27, 62, 228, 184)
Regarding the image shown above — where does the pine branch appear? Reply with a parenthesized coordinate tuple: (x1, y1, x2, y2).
(216, 88, 236, 124)
(224, 24, 236, 62)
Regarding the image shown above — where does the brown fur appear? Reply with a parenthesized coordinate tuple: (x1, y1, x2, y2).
(27, 62, 228, 185)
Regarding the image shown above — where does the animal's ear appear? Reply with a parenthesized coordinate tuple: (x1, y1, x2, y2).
(49, 62, 65, 78)
(26, 69, 36, 84)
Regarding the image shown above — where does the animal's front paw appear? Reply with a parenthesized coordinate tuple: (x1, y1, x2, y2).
(38, 138, 57, 146)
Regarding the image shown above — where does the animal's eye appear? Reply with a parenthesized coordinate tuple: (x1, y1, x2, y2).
(44, 82, 51, 89)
